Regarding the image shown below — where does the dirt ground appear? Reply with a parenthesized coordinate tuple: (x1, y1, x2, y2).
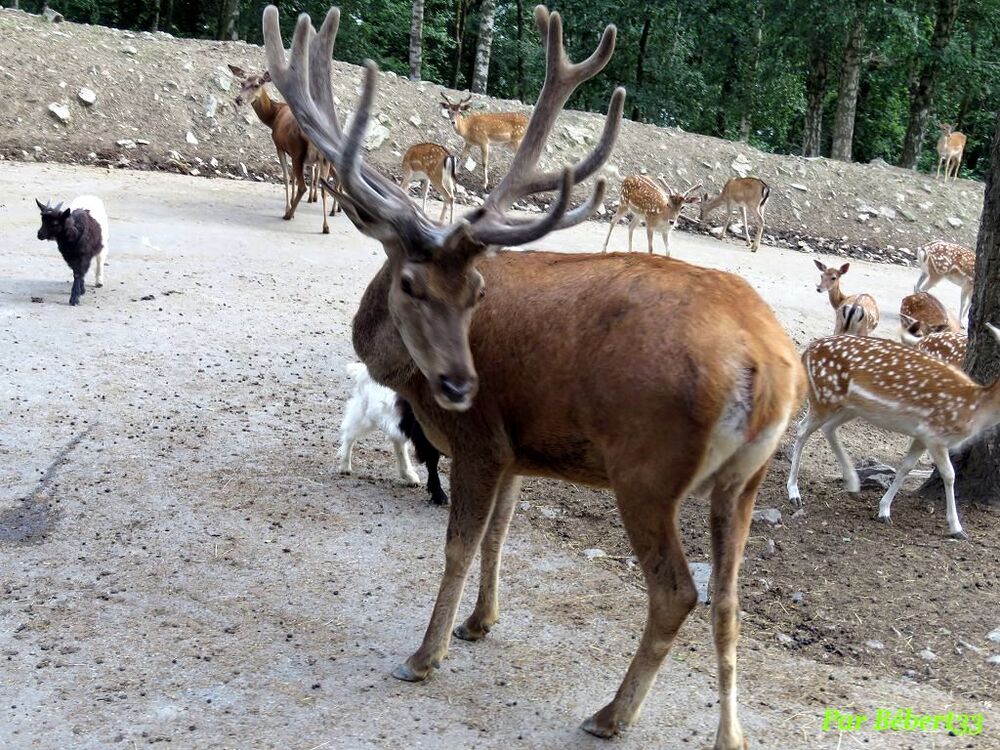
(1, 162, 998, 750)
(0, 5, 985, 263)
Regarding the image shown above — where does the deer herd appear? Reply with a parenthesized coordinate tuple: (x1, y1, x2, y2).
(27, 3, 989, 748)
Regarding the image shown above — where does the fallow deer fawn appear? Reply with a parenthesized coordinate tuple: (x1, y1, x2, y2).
(230, 65, 337, 233)
(900, 323, 968, 369)
(787, 327, 1000, 539)
(440, 93, 529, 189)
(899, 291, 961, 338)
(700, 176, 770, 252)
(814, 260, 879, 336)
(400, 143, 457, 224)
(601, 176, 701, 256)
(264, 6, 804, 748)
(915, 240, 975, 322)
(936, 124, 966, 182)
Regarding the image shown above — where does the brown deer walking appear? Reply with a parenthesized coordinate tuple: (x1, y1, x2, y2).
(936, 124, 966, 182)
(813, 260, 880, 336)
(399, 143, 457, 224)
(602, 175, 701, 256)
(230, 65, 337, 233)
(263, 6, 804, 748)
(440, 93, 529, 189)
(700, 177, 770, 252)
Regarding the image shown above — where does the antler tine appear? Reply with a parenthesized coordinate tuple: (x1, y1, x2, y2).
(682, 182, 702, 198)
(466, 168, 575, 247)
(309, 8, 343, 138)
(657, 176, 675, 195)
(554, 177, 607, 230)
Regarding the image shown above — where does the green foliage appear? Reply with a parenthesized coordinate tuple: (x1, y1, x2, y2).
(26, 0, 1000, 178)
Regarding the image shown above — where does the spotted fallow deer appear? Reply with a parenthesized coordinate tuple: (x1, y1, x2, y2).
(440, 92, 529, 189)
(700, 176, 770, 252)
(813, 259, 880, 336)
(900, 323, 968, 369)
(915, 240, 975, 322)
(601, 175, 701, 256)
(400, 143, 457, 224)
(263, 5, 804, 748)
(899, 291, 961, 338)
(936, 124, 966, 182)
(229, 64, 338, 233)
(787, 326, 1000, 539)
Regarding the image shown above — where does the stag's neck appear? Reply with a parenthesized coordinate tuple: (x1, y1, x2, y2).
(352, 261, 419, 391)
(827, 282, 847, 310)
(251, 88, 281, 128)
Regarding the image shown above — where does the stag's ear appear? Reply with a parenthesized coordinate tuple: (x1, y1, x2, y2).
(228, 64, 246, 77)
(839, 263, 850, 275)
(813, 259, 826, 271)
(261, 70, 272, 83)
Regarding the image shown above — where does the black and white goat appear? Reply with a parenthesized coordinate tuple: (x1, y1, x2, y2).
(36, 196, 109, 306)
(338, 363, 448, 505)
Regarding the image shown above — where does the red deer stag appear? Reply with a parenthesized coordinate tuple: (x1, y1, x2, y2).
(601, 175, 701, 257)
(229, 65, 338, 233)
(440, 93, 529, 189)
(936, 124, 966, 182)
(787, 328, 1000, 539)
(263, 6, 804, 748)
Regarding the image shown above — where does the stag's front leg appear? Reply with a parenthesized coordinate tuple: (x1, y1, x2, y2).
(392, 459, 504, 682)
(455, 474, 522, 641)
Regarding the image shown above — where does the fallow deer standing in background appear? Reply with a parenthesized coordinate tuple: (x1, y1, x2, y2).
(936, 124, 966, 182)
(601, 175, 701, 256)
(440, 93, 529, 189)
(229, 65, 337, 233)
(915, 240, 975, 323)
(700, 176, 770, 252)
(787, 327, 1000, 539)
(814, 259, 880, 336)
(899, 291, 961, 338)
(399, 143, 457, 223)
(900, 324, 968, 369)
(263, 5, 805, 748)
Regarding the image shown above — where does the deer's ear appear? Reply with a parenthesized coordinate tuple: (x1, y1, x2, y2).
(839, 263, 850, 274)
(813, 259, 826, 271)
(261, 70, 272, 83)
(228, 64, 246, 77)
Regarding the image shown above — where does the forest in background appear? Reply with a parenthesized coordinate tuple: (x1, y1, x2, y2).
(9, 0, 1000, 177)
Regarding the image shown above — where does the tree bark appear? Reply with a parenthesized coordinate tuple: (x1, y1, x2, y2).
(225, 0, 239, 41)
(738, 7, 764, 143)
(516, 0, 525, 100)
(802, 48, 828, 156)
(920, 110, 1000, 505)
(450, 0, 470, 89)
(631, 17, 652, 122)
(409, 0, 424, 81)
(471, 0, 498, 94)
(830, 5, 866, 161)
(151, 0, 161, 31)
(899, 0, 961, 169)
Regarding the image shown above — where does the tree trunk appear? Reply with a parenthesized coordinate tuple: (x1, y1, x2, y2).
(450, 0, 470, 89)
(516, 0, 525, 100)
(409, 0, 424, 81)
(899, 0, 961, 169)
(631, 17, 652, 122)
(471, 0, 498, 94)
(225, 0, 239, 41)
(920, 110, 1000, 505)
(802, 49, 828, 156)
(738, 7, 764, 143)
(830, 6, 866, 161)
(151, 0, 160, 31)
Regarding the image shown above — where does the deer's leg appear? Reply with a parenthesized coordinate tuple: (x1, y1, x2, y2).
(936, 157, 944, 179)
(926, 445, 966, 539)
(645, 221, 655, 254)
(392, 460, 504, 682)
(278, 151, 291, 217)
(959, 285, 971, 322)
(284, 156, 308, 220)
(660, 226, 672, 258)
(752, 208, 765, 252)
(437, 183, 454, 224)
(602, 205, 628, 252)
(582, 474, 696, 738)
(392, 439, 420, 486)
(875, 439, 924, 524)
(786, 407, 823, 507)
(421, 179, 431, 213)
(480, 143, 490, 189)
(320, 166, 330, 234)
(454, 473, 523, 641)
(821, 414, 859, 494)
(721, 203, 733, 240)
(626, 215, 642, 253)
(741, 206, 752, 246)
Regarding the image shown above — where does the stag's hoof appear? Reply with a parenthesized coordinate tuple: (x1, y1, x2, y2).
(322, 226, 330, 235)
(581, 710, 621, 739)
(429, 491, 449, 506)
(453, 619, 492, 642)
(283, 213, 293, 221)
(391, 660, 434, 682)
(950, 530, 969, 541)
(874, 514, 892, 525)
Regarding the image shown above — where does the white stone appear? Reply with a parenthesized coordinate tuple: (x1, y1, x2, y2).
(583, 548, 606, 560)
(947, 217, 963, 228)
(116, 139, 136, 149)
(186, 131, 199, 145)
(408, 114, 422, 127)
(204, 95, 218, 118)
(918, 649, 936, 662)
(47, 103, 71, 123)
(464, 156, 477, 173)
(987, 628, 1000, 644)
(790, 183, 809, 192)
(121, 45, 138, 56)
(77, 87, 97, 105)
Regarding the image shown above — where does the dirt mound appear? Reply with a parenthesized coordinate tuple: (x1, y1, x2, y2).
(0, 7, 983, 261)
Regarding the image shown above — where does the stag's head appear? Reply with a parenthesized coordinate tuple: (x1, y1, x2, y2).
(814, 259, 850, 293)
(35, 198, 70, 241)
(229, 65, 271, 106)
(440, 93, 473, 129)
(657, 179, 702, 227)
(261, 5, 623, 410)
(939, 123, 955, 136)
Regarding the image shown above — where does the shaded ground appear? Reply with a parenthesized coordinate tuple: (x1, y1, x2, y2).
(1, 162, 997, 749)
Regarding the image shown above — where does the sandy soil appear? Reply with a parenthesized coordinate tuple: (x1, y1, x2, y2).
(0, 162, 997, 750)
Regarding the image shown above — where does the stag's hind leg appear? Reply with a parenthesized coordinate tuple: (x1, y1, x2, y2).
(582, 474, 697, 738)
(392, 459, 505, 682)
(454, 473, 523, 641)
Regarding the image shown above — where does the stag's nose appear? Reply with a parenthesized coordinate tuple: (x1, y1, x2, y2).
(439, 374, 475, 404)
(235, 96, 244, 105)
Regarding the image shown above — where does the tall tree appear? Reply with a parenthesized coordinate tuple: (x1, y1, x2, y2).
(225, 0, 239, 41)
(409, 0, 424, 81)
(450, 0, 473, 89)
(921, 109, 1000, 504)
(471, 0, 498, 94)
(631, 17, 653, 121)
(899, 0, 962, 168)
(831, 1, 867, 161)
(802, 48, 829, 156)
